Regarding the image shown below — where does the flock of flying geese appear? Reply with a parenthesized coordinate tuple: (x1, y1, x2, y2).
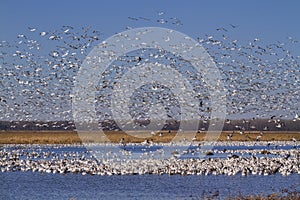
(0, 11, 299, 130)
(0, 12, 299, 178)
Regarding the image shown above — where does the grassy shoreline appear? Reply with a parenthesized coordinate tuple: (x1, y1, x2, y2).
(0, 130, 299, 144)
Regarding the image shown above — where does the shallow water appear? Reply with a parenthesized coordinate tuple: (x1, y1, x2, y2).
(1, 172, 299, 200)
(1, 143, 299, 199)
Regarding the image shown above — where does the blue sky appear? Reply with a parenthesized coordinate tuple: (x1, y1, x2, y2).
(1, 0, 300, 45)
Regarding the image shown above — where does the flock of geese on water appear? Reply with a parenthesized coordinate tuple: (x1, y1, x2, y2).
(0, 141, 299, 176)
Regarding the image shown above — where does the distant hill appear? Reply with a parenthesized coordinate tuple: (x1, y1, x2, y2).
(0, 119, 299, 131)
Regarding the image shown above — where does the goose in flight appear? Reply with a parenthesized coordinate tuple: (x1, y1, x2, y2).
(293, 113, 300, 121)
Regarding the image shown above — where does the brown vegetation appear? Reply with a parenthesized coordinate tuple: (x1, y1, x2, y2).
(0, 130, 299, 144)
(227, 190, 300, 200)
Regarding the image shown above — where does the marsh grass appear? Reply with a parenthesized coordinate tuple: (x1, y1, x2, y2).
(0, 130, 299, 144)
(197, 187, 300, 200)
(227, 190, 300, 200)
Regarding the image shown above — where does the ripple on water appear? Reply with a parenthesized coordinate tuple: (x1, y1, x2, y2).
(0, 171, 300, 199)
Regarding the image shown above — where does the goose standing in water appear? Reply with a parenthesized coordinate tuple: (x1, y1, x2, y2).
(119, 138, 126, 147)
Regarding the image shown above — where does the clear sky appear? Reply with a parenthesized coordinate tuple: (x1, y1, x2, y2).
(1, 0, 300, 46)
